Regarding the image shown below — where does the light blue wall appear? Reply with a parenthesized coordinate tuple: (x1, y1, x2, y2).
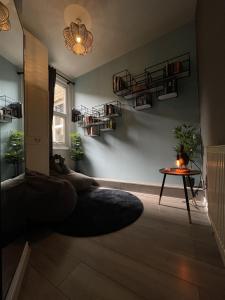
(74, 22, 200, 186)
(0, 55, 23, 181)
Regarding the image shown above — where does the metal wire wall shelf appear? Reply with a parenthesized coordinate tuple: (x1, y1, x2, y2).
(112, 53, 190, 109)
(72, 100, 121, 137)
(0, 95, 22, 123)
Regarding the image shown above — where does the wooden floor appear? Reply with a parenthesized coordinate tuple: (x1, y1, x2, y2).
(18, 191, 225, 300)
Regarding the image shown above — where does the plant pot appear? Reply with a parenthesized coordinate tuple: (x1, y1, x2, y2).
(74, 160, 81, 173)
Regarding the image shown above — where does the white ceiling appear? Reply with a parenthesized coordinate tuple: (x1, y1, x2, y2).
(1, 0, 197, 79)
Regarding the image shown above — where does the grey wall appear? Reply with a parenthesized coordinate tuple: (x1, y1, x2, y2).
(0, 55, 23, 181)
(196, 0, 225, 148)
(74, 22, 200, 185)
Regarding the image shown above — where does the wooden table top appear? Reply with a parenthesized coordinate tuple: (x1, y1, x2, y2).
(159, 168, 201, 176)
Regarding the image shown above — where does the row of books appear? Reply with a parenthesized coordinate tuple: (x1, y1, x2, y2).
(113, 76, 128, 92)
(86, 119, 117, 136)
(135, 94, 152, 107)
(113, 59, 184, 95)
(164, 79, 177, 94)
(165, 61, 182, 76)
(104, 104, 118, 116)
(83, 115, 95, 126)
(0, 103, 22, 121)
(72, 102, 120, 124)
(86, 126, 99, 136)
(101, 119, 116, 130)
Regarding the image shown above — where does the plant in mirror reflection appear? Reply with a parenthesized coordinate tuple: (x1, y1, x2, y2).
(4, 130, 24, 176)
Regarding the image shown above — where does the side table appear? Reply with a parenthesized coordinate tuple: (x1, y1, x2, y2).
(159, 168, 200, 223)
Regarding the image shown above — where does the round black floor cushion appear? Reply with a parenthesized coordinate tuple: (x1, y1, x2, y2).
(54, 188, 144, 237)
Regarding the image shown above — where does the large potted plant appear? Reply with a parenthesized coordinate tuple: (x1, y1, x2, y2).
(173, 123, 201, 186)
(173, 123, 201, 162)
(4, 130, 24, 177)
(69, 132, 84, 172)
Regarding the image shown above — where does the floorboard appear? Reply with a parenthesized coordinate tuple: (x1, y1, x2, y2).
(18, 191, 225, 300)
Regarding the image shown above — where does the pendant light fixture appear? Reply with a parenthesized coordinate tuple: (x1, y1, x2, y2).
(63, 18, 93, 56)
(0, 1, 10, 31)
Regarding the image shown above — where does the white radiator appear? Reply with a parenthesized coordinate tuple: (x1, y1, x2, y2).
(207, 145, 225, 265)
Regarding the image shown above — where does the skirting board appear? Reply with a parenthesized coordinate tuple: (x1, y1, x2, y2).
(6, 242, 31, 300)
(94, 178, 202, 199)
(208, 215, 225, 267)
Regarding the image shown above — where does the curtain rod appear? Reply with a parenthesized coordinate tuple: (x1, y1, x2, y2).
(56, 72, 75, 85)
(17, 71, 75, 85)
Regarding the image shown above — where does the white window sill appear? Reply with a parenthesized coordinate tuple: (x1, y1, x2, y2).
(53, 145, 69, 150)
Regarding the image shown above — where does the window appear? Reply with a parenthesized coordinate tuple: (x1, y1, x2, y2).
(53, 115, 65, 144)
(52, 81, 69, 147)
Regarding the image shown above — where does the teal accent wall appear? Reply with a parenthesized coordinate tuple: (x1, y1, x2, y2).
(74, 22, 200, 185)
(0, 55, 23, 181)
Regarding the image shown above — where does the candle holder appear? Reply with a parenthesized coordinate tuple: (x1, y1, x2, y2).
(175, 146, 190, 174)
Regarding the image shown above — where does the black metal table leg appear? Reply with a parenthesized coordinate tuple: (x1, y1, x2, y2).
(182, 176, 192, 224)
(159, 174, 166, 205)
(187, 176, 195, 199)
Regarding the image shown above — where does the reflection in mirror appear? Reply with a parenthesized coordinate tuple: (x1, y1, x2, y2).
(0, 0, 24, 182)
(0, 1, 24, 299)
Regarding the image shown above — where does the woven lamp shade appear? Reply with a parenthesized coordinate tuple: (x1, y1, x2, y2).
(63, 19, 93, 55)
(0, 1, 10, 31)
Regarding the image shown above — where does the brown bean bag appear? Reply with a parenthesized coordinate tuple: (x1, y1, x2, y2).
(1, 174, 27, 246)
(1, 171, 77, 246)
(25, 171, 77, 223)
(51, 169, 99, 192)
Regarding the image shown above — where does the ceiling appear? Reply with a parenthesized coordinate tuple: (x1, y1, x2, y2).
(2, 0, 197, 79)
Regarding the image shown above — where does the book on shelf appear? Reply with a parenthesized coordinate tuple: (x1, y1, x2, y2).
(167, 61, 182, 76)
(101, 119, 116, 130)
(113, 76, 128, 93)
(83, 115, 96, 126)
(161, 79, 177, 95)
(104, 104, 117, 116)
(87, 126, 99, 136)
(158, 79, 178, 100)
(135, 93, 152, 108)
(0, 103, 22, 119)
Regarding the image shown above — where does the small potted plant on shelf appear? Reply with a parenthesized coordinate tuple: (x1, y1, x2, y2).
(4, 130, 24, 177)
(173, 123, 201, 186)
(69, 132, 84, 172)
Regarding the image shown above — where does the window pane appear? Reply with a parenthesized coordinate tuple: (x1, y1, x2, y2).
(54, 84, 66, 113)
(52, 115, 65, 144)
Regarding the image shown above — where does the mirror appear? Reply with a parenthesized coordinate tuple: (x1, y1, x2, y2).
(0, 0, 24, 181)
(0, 1, 24, 299)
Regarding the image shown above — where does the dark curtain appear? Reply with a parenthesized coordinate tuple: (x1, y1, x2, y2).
(48, 66, 56, 159)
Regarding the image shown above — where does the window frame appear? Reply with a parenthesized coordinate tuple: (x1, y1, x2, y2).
(52, 77, 71, 149)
